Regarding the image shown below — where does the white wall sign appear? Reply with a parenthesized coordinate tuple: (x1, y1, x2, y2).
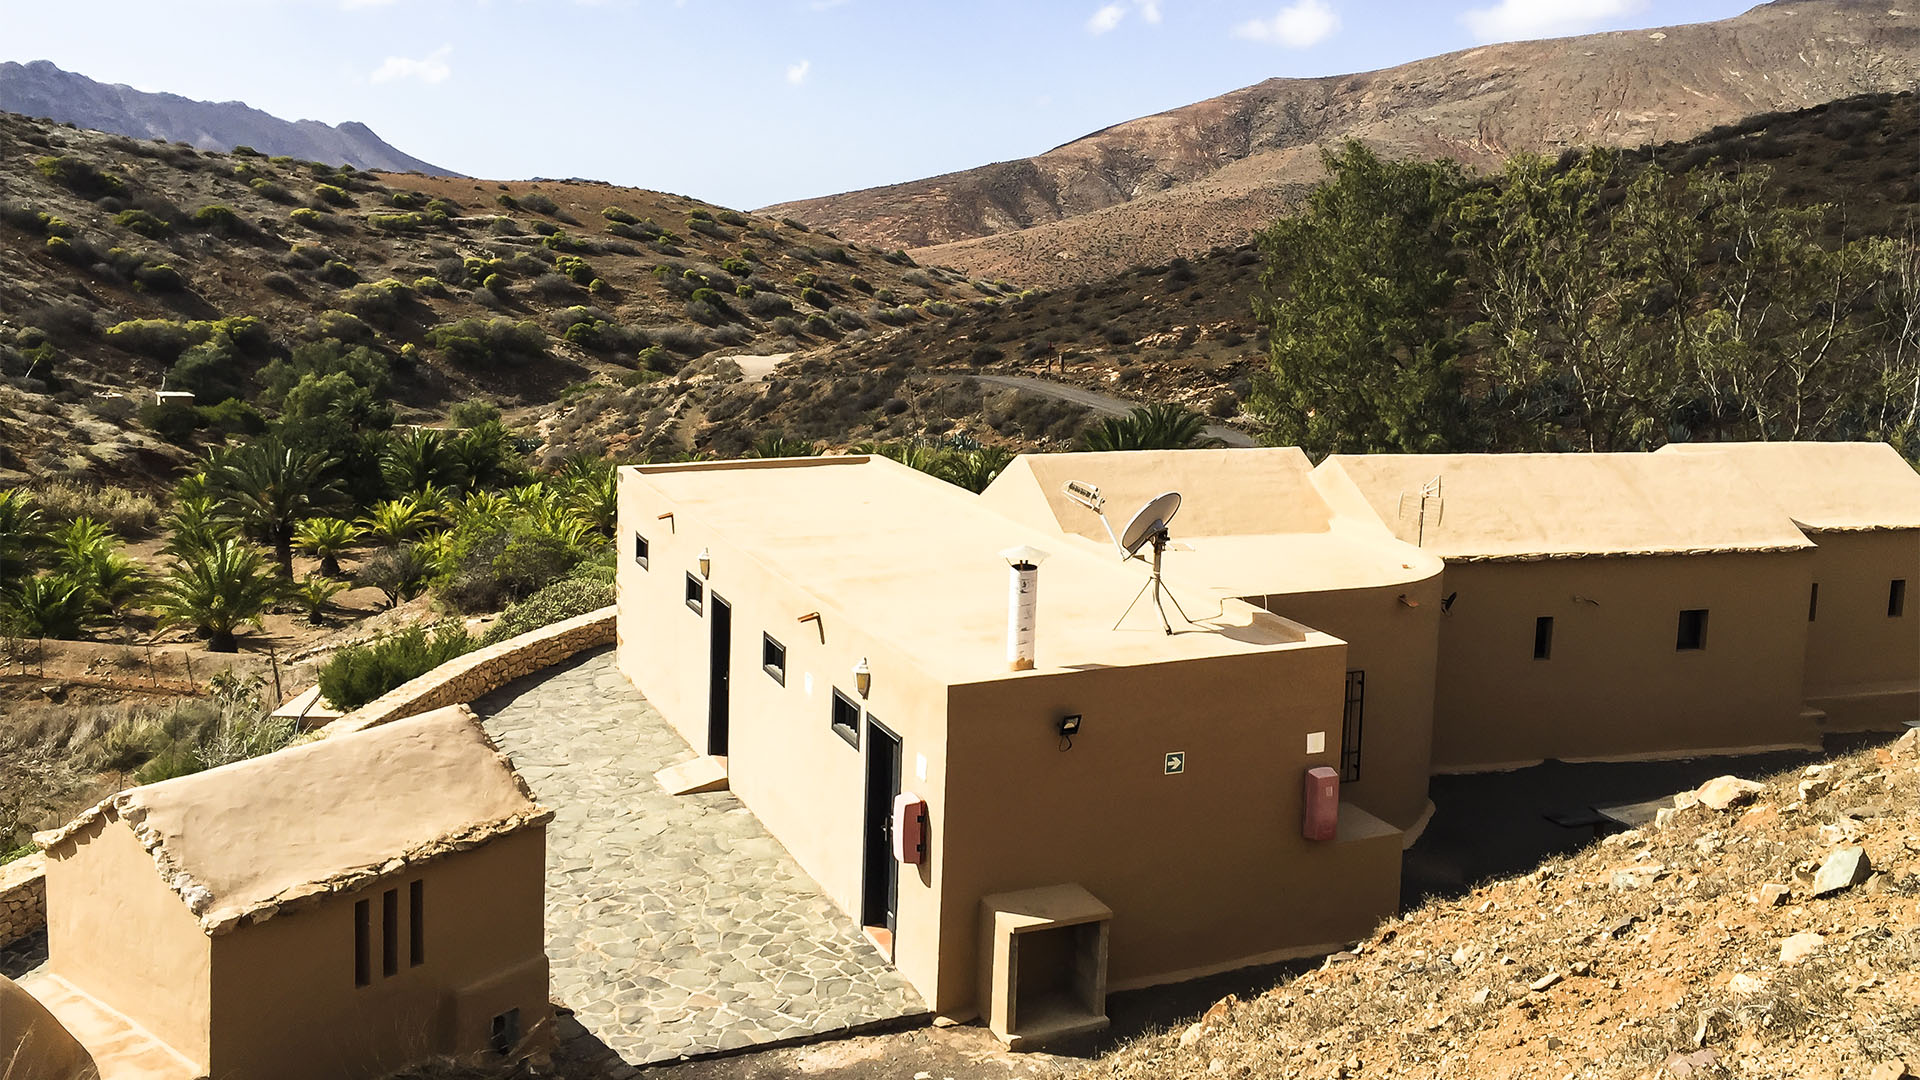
(1306, 731, 1326, 755)
(1164, 751, 1186, 775)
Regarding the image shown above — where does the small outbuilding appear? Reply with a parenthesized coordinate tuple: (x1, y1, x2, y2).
(25, 705, 552, 1080)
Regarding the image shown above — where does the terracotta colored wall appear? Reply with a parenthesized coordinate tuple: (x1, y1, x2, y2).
(616, 469, 954, 1011)
(44, 816, 213, 1069)
(1430, 551, 1817, 771)
(1251, 576, 1442, 831)
(1801, 529, 1920, 729)
(940, 644, 1403, 1015)
(207, 827, 548, 1080)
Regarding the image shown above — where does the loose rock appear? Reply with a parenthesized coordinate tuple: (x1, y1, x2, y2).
(1811, 846, 1872, 897)
(1695, 775, 1766, 811)
(1780, 932, 1826, 965)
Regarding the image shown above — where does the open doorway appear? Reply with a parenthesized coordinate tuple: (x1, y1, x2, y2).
(707, 593, 731, 756)
(861, 717, 902, 952)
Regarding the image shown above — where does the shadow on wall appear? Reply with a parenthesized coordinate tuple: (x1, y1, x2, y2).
(1401, 731, 1897, 908)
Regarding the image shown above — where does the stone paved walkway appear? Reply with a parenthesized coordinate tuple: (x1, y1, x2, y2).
(472, 647, 925, 1066)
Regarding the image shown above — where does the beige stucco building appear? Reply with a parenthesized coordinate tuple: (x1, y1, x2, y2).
(1316, 452, 1826, 770)
(1658, 442, 1920, 731)
(24, 705, 552, 1080)
(981, 448, 1445, 833)
(616, 455, 1404, 1035)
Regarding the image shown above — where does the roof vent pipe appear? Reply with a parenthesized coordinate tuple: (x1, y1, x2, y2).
(1001, 545, 1050, 672)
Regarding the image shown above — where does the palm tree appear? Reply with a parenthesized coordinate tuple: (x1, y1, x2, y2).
(558, 465, 616, 539)
(209, 440, 345, 579)
(1080, 403, 1210, 451)
(161, 497, 240, 561)
(746, 432, 820, 459)
(153, 538, 280, 652)
(290, 574, 348, 624)
(3, 573, 99, 639)
(449, 420, 525, 491)
(382, 427, 467, 494)
(72, 549, 149, 615)
(293, 517, 363, 577)
(50, 517, 117, 578)
(0, 490, 47, 590)
(360, 498, 434, 548)
(938, 446, 1016, 493)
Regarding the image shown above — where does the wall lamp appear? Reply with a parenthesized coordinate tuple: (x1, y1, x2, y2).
(697, 547, 711, 578)
(1056, 713, 1082, 752)
(853, 657, 871, 698)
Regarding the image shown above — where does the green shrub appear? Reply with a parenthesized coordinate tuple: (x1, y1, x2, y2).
(134, 263, 186, 292)
(792, 271, 818, 289)
(44, 236, 75, 262)
(33, 212, 75, 238)
(602, 206, 638, 224)
(289, 207, 326, 229)
(781, 216, 811, 232)
(481, 575, 613, 645)
(721, 256, 751, 277)
(388, 190, 427, 209)
(35, 155, 124, 198)
(251, 178, 296, 204)
(191, 204, 239, 231)
(313, 183, 353, 207)
(104, 319, 199, 360)
(496, 193, 519, 211)
(715, 209, 748, 228)
(848, 274, 872, 293)
(518, 192, 559, 215)
(115, 208, 172, 238)
(232, 144, 262, 158)
(317, 621, 477, 711)
(426, 317, 550, 366)
(555, 255, 595, 285)
(800, 287, 828, 308)
(318, 259, 359, 286)
(543, 231, 593, 254)
(367, 211, 430, 232)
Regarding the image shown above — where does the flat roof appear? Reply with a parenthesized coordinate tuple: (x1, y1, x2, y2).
(1318, 452, 1815, 561)
(629, 456, 1333, 684)
(40, 706, 550, 934)
(1657, 441, 1920, 532)
(982, 449, 1441, 596)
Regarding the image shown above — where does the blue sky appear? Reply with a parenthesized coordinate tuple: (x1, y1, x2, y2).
(2, 0, 1758, 209)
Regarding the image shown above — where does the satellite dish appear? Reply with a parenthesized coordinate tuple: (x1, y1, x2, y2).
(1119, 492, 1181, 557)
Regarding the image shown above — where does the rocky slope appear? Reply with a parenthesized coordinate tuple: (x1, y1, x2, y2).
(0, 109, 1010, 484)
(0, 60, 454, 176)
(765, 0, 1920, 286)
(1092, 729, 1920, 1080)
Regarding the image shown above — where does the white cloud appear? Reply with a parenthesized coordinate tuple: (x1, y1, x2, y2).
(1087, 3, 1127, 33)
(786, 59, 811, 85)
(1087, 0, 1164, 35)
(1232, 0, 1339, 47)
(1459, 0, 1648, 42)
(369, 44, 452, 85)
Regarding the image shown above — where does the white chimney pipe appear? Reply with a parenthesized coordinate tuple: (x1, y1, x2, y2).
(1001, 545, 1049, 672)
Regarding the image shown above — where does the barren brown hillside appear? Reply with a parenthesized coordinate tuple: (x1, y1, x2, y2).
(764, 0, 1920, 287)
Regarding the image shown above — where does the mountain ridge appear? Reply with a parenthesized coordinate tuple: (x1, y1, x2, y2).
(762, 0, 1920, 286)
(0, 60, 457, 177)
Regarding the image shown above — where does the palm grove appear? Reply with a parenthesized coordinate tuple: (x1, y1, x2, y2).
(1252, 142, 1920, 458)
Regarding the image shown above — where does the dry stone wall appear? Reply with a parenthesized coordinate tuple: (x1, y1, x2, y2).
(320, 607, 616, 738)
(0, 854, 45, 948)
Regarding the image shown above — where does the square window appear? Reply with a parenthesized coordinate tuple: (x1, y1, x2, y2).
(633, 532, 650, 569)
(831, 689, 860, 749)
(1533, 616, 1554, 660)
(762, 634, 786, 686)
(685, 573, 703, 614)
(1676, 608, 1708, 651)
(1892, 579, 1907, 618)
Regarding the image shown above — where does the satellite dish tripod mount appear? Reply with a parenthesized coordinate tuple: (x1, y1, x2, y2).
(1062, 481, 1195, 635)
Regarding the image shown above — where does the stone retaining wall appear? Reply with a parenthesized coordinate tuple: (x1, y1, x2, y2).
(0, 854, 45, 948)
(320, 607, 617, 738)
